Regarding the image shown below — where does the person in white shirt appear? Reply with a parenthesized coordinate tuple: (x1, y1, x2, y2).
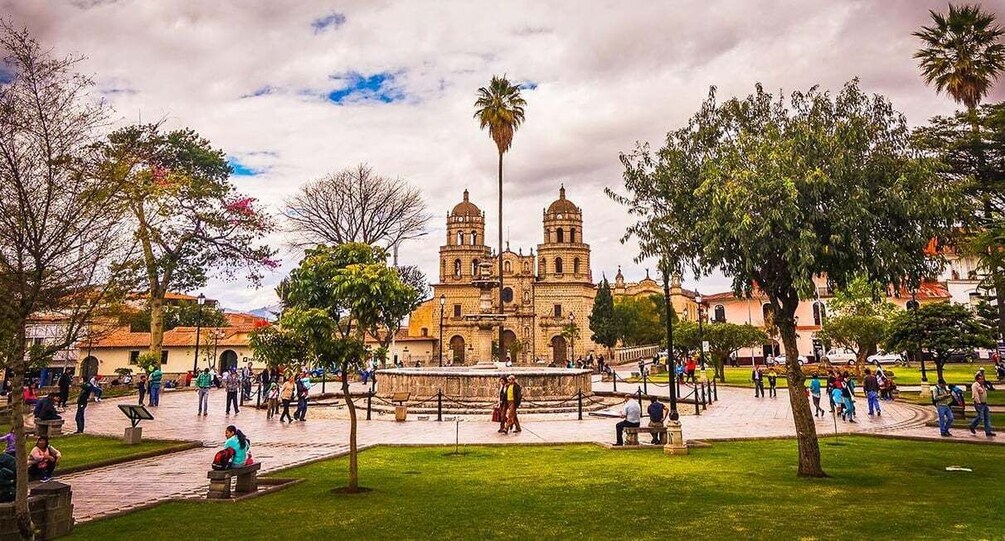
(614, 393, 642, 446)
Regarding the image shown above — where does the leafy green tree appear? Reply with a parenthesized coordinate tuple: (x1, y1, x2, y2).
(121, 301, 229, 332)
(248, 324, 306, 368)
(885, 301, 995, 381)
(96, 123, 276, 363)
(474, 76, 526, 350)
(589, 279, 619, 356)
(704, 323, 768, 382)
(609, 80, 960, 477)
(672, 320, 700, 359)
(613, 296, 662, 346)
(277, 243, 414, 492)
(816, 277, 898, 368)
(560, 321, 581, 361)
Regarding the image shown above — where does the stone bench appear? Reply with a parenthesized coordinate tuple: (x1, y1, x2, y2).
(624, 425, 668, 446)
(0, 481, 73, 540)
(33, 419, 64, 438)
(207, 462, 261, 499)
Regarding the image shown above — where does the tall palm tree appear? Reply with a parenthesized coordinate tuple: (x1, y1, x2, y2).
(914, 3, 1005, 118)
(915, 4, 1005, 339)
(474, 75, 526, 357)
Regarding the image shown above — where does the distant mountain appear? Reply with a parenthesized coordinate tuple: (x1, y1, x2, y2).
(242, 303, 282, 321)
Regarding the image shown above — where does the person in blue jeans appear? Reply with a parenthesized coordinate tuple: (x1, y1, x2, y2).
(809, 375, 825, 417)
(147, 367, 163, 406)
(863, 368, 881, 416)
(969, 373, 997, 437)
(932, 379, 955, 437)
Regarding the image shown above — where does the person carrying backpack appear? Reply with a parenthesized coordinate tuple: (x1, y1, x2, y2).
(932, 379, 955, 437)
(294, 372, 311, 421)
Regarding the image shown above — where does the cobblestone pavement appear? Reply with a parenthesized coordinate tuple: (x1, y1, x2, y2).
(62, 367, 1000, 524)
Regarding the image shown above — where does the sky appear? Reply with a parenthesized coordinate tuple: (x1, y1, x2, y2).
(4, 0, 1005, 311)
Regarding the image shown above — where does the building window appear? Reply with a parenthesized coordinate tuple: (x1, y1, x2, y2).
(555, 257, 563, 274)
(573, 258, 580, 275)
(453, 304, 462, 317)
(129, 350, 140, 365)
(714, 304, 725, 322)
(540, 259, 547, 275)
(523, 262, 530, 273)
(421, 328, 428, 337)
(570, 227, 576, 243)
(502, 287, 514, 303)
(812, 301, 826, 326)
(453, 259, 462, 278)
(504, 260, 512, 273)
(554, 304, 562, 317)
(161, 350, 169, 364)
(472, 259, 479, 276)
(523, 290, 531, 303)
(557, 228, 564, 243)
(456, 231, 464, 245)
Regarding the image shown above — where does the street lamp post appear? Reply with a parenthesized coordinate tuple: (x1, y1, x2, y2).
(438, 295, 446, 367)
(659, 262, 678, 418)
(192, 293, 205, 376)
(908, 289, 926, 382)
(695, 293, 706, 371)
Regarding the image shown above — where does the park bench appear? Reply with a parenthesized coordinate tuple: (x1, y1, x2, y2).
(33, 418, 64, 438)
(624, 425, 668, 446)
(206, 462, 261, 499)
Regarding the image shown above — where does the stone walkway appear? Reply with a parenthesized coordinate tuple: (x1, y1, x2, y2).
(60, 367, 1001, 524)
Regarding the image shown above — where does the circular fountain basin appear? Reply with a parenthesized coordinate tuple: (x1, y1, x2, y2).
(377, 366, 592, 403)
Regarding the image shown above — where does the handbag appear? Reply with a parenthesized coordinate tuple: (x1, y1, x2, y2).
(491, 406, 501, 423)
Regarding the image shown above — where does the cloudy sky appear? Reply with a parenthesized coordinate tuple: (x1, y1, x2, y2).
(5, 0, 1004, 311)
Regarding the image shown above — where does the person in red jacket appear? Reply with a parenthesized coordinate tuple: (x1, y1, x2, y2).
(684, 357, 697, 383)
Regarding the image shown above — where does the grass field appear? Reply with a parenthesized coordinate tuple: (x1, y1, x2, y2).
(633, 365, 996, 388)
(70, 437, 1005, 540)
(27, 434, 188, 472)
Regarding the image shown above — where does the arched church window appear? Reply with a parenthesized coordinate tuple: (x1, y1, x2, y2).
(504, 260, 512, 273)
(456, 231, 464, 245)
(471, 231, 477, 245)
(454, 259, 462, 278)
(540, 259, 547, 275)
(472, 258, 480, 276)
(570, 228, 576, 243)
(557, 228, 565, 243)
(555, 257, 564, 274)
(573, 258, 580, 275)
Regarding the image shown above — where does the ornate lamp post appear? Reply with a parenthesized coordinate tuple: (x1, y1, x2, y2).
(192, 293, 205, 375)
(908, 289, 926, 382)
(568, 312, 575, 365)
(695, 293, 706, 371)
(659, 261, 678, 417)
(438, 294, 446, 367)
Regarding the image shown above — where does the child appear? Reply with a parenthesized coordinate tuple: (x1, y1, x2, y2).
(137, 375, 147, 406)
(831, 386, 845, 419)
(265, 381, 279, 419)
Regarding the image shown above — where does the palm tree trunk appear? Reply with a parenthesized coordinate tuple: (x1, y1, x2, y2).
(497, 151, 504, 359)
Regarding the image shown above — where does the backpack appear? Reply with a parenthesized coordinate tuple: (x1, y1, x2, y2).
(212, 447, 235, 470)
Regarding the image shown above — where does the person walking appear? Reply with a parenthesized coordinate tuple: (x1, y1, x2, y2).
(56, 372, 71, 409)
(842, 372, 856, 423)
(932, 379, 955, 437)
(826, 370, 837, 412)
(752, 365, 765, 398)
(136, 375, 147, 406)
(809, 374, 825, 417)
(260, 368, 272, 403)
(496, 376, 509, 434)
(646, 396, 668, 444)
(224, 368, 241, 415)
(613, 393, 641, 446)
(863, 368, 881, 417)
(279, 376, 296, 423)
(969, 372, 996, 437)
(147, 366, 163, 406)
(503, 375, 522, 433)
(196, 368, 212, 416)
(767, 368, 778, 398)
(265, 379, 279, 420)
(294, 372, 311, 421)
(74, 383, 91, 434)
(241, 362, 254, 402)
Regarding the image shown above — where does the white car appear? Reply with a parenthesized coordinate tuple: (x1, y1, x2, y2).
(768, 355, 809, 366)
(866, 351, 903, 366)
(822, 348, 857, 365)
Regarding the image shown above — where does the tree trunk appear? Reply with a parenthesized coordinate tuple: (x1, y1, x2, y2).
(935, 357, 946, 383)
(777, 310, 826, 478)
(11, 327, 33, 538)
(148, 293, 165, 361)
(995, 274, 1005, 342)
(497, 151, 504, 360)
(341, 374, 358, 491)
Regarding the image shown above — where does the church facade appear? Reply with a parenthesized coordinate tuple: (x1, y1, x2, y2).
(406, 187, 697, 365)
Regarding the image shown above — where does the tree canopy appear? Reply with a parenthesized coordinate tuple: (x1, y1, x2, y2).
(885, 301, 995, 381)
(589, 279, 618, 354)
(704, 323, 768, 382)
(609, 79, 962, 477)
(816, 276, 899, 366)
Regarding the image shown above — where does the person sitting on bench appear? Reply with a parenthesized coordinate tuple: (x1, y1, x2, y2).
(646, 396, 668, 444)
(223, 425, 252, 468)
(33, 392, 61, 421)
(613, 394, 641, 446)
(27, 436, 60, 481)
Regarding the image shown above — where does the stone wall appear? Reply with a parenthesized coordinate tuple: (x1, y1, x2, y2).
(378, 367, 592, 402)
(0, 482, 74, 540)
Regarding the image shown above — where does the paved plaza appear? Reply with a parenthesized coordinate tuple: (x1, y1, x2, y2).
(53, 365, 1002, 525)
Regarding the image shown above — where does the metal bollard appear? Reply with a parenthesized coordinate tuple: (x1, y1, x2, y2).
(643, 371, 649, 396)
(256, 383, 261, 409)
(613, 372, 618, 393)
(437, 389, 443, 422)
(636, 387, 643, 408)
(695, 386, 700, 416)
(366, 390, 372, 420)
(701, 382, 707, 410)
(577, 390, 583, 420)
(713, 378, 718, 401)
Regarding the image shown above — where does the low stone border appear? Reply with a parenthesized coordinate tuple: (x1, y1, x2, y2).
(202, 477, 303, 503)
(59, 440, 202, 476)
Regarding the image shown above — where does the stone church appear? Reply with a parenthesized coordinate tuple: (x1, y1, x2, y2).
(406, 186, 697, 365)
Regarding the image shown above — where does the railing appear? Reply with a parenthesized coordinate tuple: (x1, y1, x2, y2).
(613, 345, 660, 364)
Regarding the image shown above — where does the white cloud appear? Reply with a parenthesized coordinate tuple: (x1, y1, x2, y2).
(4, 0, 1003, 309)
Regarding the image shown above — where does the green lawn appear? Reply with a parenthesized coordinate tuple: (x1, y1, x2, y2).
(635, 365, 997, 389)
(30, 434, 189, 472)
(71, 437, 1005, 540)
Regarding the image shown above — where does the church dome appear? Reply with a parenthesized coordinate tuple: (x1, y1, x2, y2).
(546, 185, 578, 215)
(451, 190, 481, 217)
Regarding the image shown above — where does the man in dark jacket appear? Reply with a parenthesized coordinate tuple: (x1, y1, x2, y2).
(503, 375, 522, 433)
(75, 384, 92, 434)
(56, 372, 72, 408)
(33, 393, 61, 421)
(863, 368, 881, 416)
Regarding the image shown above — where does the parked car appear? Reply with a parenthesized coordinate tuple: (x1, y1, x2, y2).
(822, 348, 857, 365)
(866, 351, 904, 366)
(768, 355, 810, 366)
